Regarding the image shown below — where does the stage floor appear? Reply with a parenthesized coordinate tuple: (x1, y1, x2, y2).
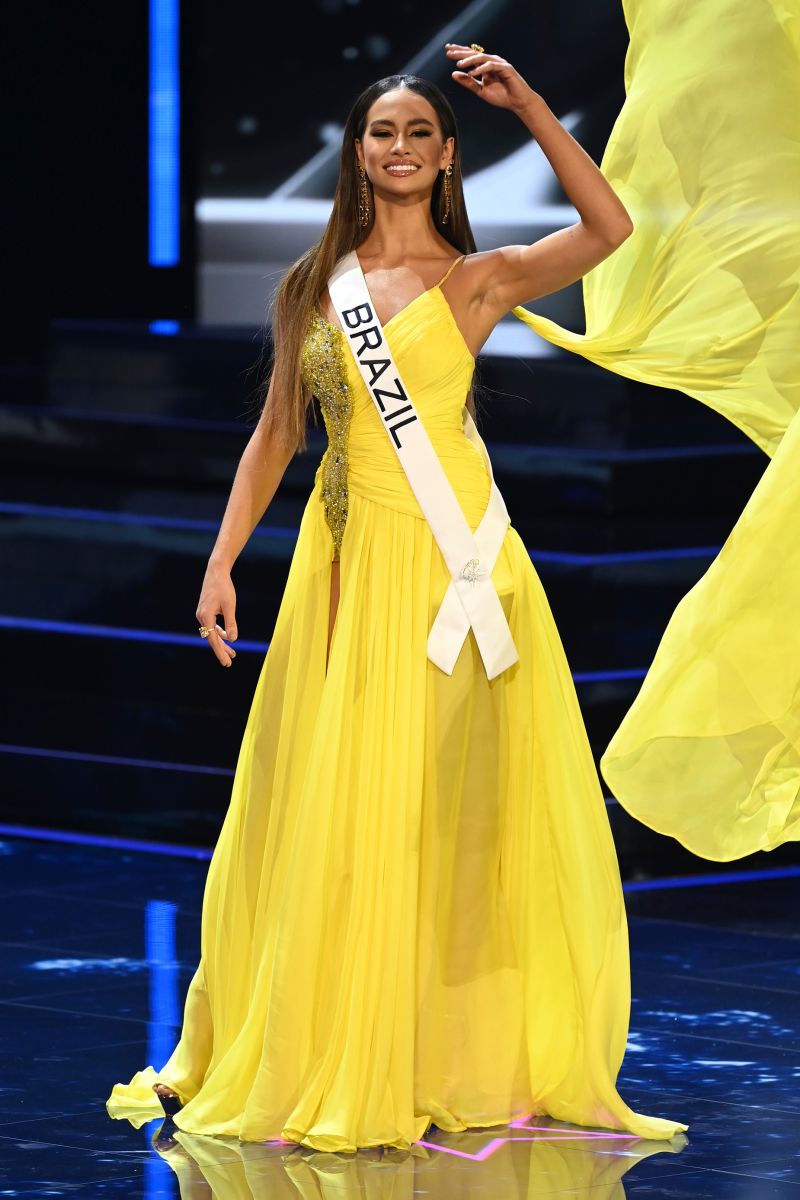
(1, 833, 798, 1197)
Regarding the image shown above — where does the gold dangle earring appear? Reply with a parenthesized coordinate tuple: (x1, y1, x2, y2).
(441, 162, 453, 225)
(358, 166, 371, 228)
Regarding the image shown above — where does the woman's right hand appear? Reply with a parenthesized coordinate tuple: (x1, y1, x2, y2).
(196, 560, 238, 668)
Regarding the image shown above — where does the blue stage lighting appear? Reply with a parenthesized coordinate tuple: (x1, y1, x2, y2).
(149, 0, 180, 266)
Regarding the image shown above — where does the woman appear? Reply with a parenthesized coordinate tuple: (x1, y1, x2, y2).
(107, 45, 687, 1150)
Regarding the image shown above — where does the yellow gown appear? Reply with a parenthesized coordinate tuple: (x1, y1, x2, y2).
(106, 281, 686, 1149)
(513, 0, 800, 860)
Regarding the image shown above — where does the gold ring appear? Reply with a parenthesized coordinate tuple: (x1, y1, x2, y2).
(198, 626, 214, 638)
(470, 43, 485, 53)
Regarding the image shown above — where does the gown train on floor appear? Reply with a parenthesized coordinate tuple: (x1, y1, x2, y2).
(107, 285, 686, 1149)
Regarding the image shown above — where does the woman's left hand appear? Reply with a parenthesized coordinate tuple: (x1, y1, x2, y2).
(445, 44, 539, 113)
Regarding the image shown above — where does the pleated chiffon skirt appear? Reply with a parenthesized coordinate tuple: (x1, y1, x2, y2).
(107, 457, 686, 1149)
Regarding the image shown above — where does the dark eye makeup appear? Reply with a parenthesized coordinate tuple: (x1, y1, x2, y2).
(370, 129, 433, 138)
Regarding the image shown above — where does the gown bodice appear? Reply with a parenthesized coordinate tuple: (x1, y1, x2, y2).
(301, 286, 492, 559)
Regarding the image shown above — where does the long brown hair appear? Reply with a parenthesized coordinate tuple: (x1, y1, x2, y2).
(257, 74, 479, 454)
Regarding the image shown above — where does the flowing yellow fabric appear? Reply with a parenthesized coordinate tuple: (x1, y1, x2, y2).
(513, 0, 800, 860)
(107, 289, 685, 1148)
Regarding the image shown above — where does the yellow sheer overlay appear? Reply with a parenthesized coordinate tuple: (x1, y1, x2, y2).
(107, 292, 686, 1147)
(513, 0, 800, 860)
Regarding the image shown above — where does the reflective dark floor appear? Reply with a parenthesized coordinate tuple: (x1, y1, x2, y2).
(2, 833, 799, 1197)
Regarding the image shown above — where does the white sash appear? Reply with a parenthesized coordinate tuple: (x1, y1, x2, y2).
(327, 250, 519, 680)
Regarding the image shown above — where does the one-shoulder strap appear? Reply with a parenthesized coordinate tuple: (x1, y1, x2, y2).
(436, 254, 466, 288)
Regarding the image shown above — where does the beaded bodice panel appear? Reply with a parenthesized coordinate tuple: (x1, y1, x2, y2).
(300, 309, 353, 560)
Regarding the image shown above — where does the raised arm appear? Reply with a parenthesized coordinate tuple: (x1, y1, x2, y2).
(444, 43, 633, 318)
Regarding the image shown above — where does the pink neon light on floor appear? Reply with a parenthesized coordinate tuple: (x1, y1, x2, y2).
(416, 1115, 641, 1161)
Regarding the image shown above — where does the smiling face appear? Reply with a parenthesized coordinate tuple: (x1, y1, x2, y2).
(355, 86, 454, 202)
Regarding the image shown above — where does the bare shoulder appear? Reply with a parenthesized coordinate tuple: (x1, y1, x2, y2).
(316, 284, 340, 329)
(458, 225, 632, 317)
